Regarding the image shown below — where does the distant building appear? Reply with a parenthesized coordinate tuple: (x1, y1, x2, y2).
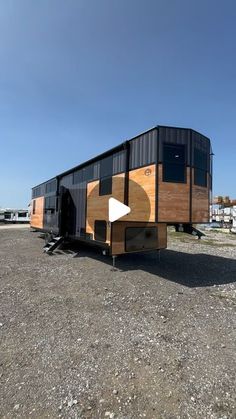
(211, 196, 236, 232)
(0, 208, 30, 223)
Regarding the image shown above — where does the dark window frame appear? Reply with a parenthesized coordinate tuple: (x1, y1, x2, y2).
(32, 186, 42, 198)
(99, 176, 112, 196)
(194, 168, 208, 187)
(18, 212, 27, 218)
(45, 180, 56, 194)
(162, 143, 187, 184)
(4, 212, 12, 220)
(194, 147, 208, 187)
(44, 196, 56, 214)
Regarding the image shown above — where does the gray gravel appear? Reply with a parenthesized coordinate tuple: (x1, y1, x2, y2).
(0, 227, 235, 418)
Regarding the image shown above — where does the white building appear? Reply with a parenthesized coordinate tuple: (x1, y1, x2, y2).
(0, 208, 30, 223)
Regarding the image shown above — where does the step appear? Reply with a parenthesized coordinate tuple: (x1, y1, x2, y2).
(43, 236, 64, 253)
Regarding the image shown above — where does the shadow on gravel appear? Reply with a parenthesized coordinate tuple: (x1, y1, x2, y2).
(58, 242, 236, 288)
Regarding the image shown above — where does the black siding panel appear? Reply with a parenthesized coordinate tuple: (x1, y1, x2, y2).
(113, 150, 126, 174)
(129, 129, 157, 170)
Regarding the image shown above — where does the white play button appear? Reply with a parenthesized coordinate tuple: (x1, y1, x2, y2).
(109, 197, 131, 222)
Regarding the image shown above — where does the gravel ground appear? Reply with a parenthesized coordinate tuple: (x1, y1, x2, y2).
(0, 227, 235, 419)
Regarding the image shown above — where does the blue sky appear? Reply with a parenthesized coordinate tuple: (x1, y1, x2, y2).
(0, 0, 235, 207)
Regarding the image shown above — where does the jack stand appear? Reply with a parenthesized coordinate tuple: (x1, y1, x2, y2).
(112, 255, 117, 271)
(157, 249, 161, 262)
(72, 252, 80, 258)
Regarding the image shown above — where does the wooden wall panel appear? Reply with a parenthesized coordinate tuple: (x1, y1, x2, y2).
(86, 173, 125, 243)
(158, 165, 190, 223)
(122, 164, 156, 222)
(111, 221, 167, 255)
(30, 197, 44, 229)
(192, 170, 209, 223)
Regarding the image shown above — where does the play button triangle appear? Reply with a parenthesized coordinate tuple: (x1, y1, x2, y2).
(109, 197, 131, 222)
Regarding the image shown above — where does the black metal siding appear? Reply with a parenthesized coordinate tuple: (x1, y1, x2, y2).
(129, 129, 157, 170)
(113, 150, 126, 174)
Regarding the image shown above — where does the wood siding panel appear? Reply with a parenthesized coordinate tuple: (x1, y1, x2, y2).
(158, 165, 190, 223)
(86, 173, 125, 243)
(30, 197, 44, 229)
(192, 170, 209, 223)
(111, 222, 167, 255)
(122, 164, 156, 222)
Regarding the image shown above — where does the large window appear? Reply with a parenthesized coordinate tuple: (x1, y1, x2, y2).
(45, 179, 57, 194)
(45, 196, 56, 213)
(163, 144, 186, 183)
(194, 148, 208, 187)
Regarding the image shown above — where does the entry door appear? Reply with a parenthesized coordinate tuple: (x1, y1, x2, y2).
(59, 187, 76, 236)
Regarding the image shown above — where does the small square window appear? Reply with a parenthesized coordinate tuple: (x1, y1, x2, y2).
(99, 177, 112, 196)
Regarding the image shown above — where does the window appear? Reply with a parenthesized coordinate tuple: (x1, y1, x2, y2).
(73, 164, 97, 184)
(46, 180, 56, 194)
(163, 144, 186, 183)
(194, 169, 207, 187)
(33, 200, 36, 214)
(44, 196, 56, 213)
(99, 176, 112, 196)
(18, 212, 27, 218)
(94, 220, 107, 242)
(83, 165, 94, 182)
(32, 186, 41, 198)
(73, 170, 83, 184)
(194, 148, 208, 187)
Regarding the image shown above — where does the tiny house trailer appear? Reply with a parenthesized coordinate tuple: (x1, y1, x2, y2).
(31, 126, 213, 259)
